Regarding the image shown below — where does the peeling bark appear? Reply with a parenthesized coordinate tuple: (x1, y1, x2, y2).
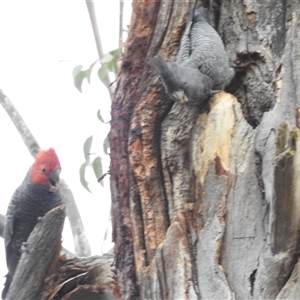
(111, 0, 300, 299)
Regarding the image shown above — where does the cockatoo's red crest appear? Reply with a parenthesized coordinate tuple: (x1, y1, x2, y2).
(30, 148, 61, 185)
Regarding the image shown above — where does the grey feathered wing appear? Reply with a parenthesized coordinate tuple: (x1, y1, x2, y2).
(2, 186, 21, 299)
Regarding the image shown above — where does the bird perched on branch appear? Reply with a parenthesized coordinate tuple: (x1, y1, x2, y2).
(2, 148, 64, 299)
(149, 7, 234, 105)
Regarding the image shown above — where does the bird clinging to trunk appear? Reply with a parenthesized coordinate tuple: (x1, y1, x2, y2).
(149, 7, 234, 106)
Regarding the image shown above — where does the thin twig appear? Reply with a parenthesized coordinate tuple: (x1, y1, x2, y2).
(97, 170, 110, 183)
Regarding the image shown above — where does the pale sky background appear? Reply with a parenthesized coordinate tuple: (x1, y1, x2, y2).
(0, 0, 132, 288)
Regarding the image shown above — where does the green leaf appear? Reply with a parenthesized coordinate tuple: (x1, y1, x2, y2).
(83, 135, 93, 161)
(84, 59, 100, 84)
(84, 67, 92, 84)
(102, 48, 119, 74)
(98, 66, 108, 86)
(106, 59, 117, 74)
(90, 59, 100, 67)
(103, 136, 110, 155)
(73, 63, 98, 91)
(101, 53, 114, 64)
(109, 48, 120, 59)
(73, 65, 86, 92)
(108, 48, 120, 73)
(79, 162, 91, 193)
(97, 109, 104, 123)
(72, 65, 83, 77)
(92, 157, 103, 186)
(73, 70, 86, 92)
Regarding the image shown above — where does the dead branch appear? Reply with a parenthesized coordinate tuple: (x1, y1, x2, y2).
(41, 253, 116, 300)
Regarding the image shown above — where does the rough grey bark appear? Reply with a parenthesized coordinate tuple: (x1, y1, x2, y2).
(110, 0, 300, 299)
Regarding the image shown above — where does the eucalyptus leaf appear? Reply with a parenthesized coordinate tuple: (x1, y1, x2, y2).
(83, 135, 93, 161)
(109, 48, 119, 57)
(79, 162, 91, 193)
(97, 109, 104, 123)
(106, 60, 117, 74)
(73, 70, 86, 92)
(92, 157, 103, 186)
(101, 53, 114, 64)
(103, 136, 110, 155)
(84, 67, 93, 84)
(72, 65, 83, 77)
(98, 66, 108, 86)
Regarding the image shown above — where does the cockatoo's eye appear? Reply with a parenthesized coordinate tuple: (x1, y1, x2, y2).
(42, 168, 47, 173)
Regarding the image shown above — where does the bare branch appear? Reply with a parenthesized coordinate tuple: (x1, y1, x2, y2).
(119, 0, 124, 55)
(0, 89, 40, 156)
(60, 180, 91, 256)
(86, 1, 113, 99)
(6, 205, 66, 300)
(0, 89, 91, 256)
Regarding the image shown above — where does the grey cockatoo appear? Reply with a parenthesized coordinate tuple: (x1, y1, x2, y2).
(149, 54, 213, 105)
(177, 7, 235, 90)
(149, 7, 234, 105)
(2, 148, 64, 299)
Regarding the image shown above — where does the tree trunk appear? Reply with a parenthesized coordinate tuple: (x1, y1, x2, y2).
(110, 0, 300, 299)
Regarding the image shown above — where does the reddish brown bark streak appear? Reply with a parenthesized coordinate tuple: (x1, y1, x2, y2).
(110, 1, 161, 298)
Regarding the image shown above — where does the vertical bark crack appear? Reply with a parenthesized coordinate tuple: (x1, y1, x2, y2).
(186, 225, 201, 300)
(249, 269, 257, 296)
